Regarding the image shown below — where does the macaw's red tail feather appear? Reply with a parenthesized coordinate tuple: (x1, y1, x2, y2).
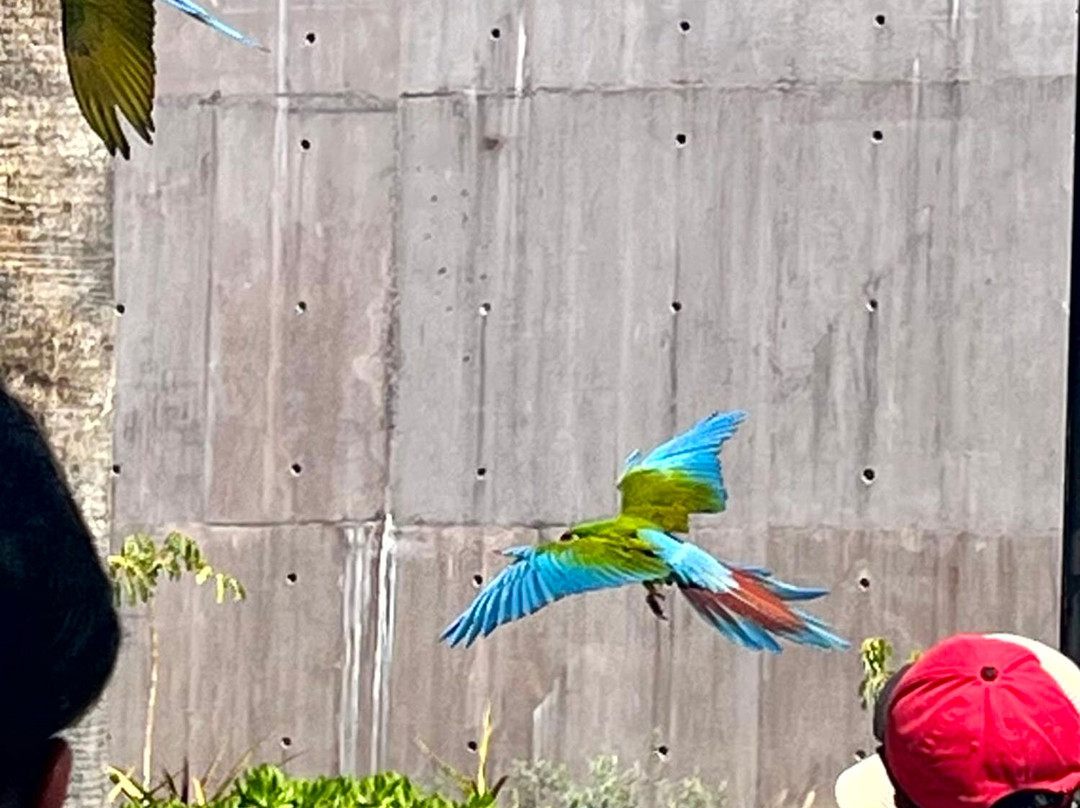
(679, 569, 849, 653)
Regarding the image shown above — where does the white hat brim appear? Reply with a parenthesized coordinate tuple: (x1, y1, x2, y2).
(835, 753, 895, 808)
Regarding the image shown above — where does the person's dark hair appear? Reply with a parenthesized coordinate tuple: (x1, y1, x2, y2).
(990, 791, 1078, 808)
(0, 382, 120, 804)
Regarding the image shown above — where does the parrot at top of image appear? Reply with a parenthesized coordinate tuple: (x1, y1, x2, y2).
(61, 0, 268, 159)
(440, 409, 851, 655)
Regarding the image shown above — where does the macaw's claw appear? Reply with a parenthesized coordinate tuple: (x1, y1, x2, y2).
(646, 591, 668, 621)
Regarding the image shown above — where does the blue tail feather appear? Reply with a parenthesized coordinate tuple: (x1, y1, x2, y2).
(159, 0, 267, 50)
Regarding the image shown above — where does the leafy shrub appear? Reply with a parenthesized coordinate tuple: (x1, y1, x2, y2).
(109, 764, 490, 808)
(858, 636, 923, 710)
(505, 755, 727, 808)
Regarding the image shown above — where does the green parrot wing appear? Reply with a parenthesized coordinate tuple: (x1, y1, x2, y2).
(440, 530, 670, 648)
(618, 410, 747, 534)
(62, 0, 156, 158)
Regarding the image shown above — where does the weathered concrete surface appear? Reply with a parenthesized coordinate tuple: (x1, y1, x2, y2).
(108, 522, 380, 776)
(1, 0, 117, 805)
(100, 1, 1076, 807)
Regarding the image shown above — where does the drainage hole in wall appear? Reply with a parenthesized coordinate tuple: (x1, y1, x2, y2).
(295, 301, 307, 314)
(858, 576, 871, 591)
(479, 302, 492, 316)
(675, 133, 687, 147)
(871, 130, 884, 143)
(111, 464, 122, 476)
(866, 298, 879, 312)
(305, 31, 316, 43)
(476, 467, 487, 479)
(286, 572, 298, 585)
(472, 573, 484, 588)
(655, 745, 669, 759)
(670, 301, 683, 313)
(290, 463, 303, 476)
(874, 14, 886, 26)
(300, 138, 311, 150)
(115, 303, 126, 315)
(490, 27, 501, 39)
(679, 19, 691, 32)
(467, 741, 478, 753)
(861, 467, 876, 484)
(280, 737, 292, 749)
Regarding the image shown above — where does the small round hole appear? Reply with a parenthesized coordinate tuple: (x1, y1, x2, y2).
(295, 301, 307, 314)
(861, 467, 876, 484)
(866, 298, 879, 312)
(871, 130, 884, 142)
(300, 138, 311, 150)
(111, 464, 122, 476)
(479, 302, 492, 316)
(290, 463, 303, 476)
(472, 573, 484, 588)
(489, 27, 501, 39)
(874, 14, 886, 26)
(679, 19, 691, 32)
(286, 572, 298, 585)
(305, 31, 316, 43)
(670, 301, 683, 313)
(466, 740, 478, 753)
(114, 303, 126, 316)
(655, 745, 669, 759)
(476, 467, 487, 479)
(280, 737, 292, 749)
(858, 576, 871, 591)
(437, 266, 448, 276)
(675, 133, 687, 147)
(430, 194, 439, 203)
(854, 749, 868, 761)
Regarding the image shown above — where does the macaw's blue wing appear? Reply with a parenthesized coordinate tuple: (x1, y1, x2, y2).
(639, 528, 850, 653)
(440, 533, 670, 648)
(618, 410, 747, 533)
(159, 0, 266, 48)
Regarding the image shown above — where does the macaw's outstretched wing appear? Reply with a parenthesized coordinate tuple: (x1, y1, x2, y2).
(62, 0, 157, 158)
(618, 410, 747, 534)
(440, 534, 670, 648)
(62, 0, 264, 158)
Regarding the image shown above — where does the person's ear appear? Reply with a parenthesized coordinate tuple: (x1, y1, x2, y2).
(33, 739, 71, 808)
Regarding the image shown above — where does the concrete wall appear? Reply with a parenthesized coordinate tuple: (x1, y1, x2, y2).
(107, 1, 1076, 806)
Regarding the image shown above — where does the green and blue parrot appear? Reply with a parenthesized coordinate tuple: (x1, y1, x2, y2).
(61, 0, 264, 158)
(441, 411, 849, 653)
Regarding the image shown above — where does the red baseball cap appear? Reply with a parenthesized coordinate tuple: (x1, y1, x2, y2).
(836, 633, 1080, 808)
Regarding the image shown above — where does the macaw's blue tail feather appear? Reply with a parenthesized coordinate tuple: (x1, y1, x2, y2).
(679, 570, 850, 652)
(732, 565, 829, 602)
(159, 0, 268, 50)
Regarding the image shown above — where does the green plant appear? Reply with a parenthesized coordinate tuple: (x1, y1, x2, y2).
(108, 764, 487, 808)
(417, 702, 507, 804)
(506, 755, 727, 808)
(858, 636, 923, 710)
(107, 532, 246, 786)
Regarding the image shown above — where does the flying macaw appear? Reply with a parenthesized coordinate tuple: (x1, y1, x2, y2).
(61, 0, 265, 158)
(440, 411, 849, 653)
